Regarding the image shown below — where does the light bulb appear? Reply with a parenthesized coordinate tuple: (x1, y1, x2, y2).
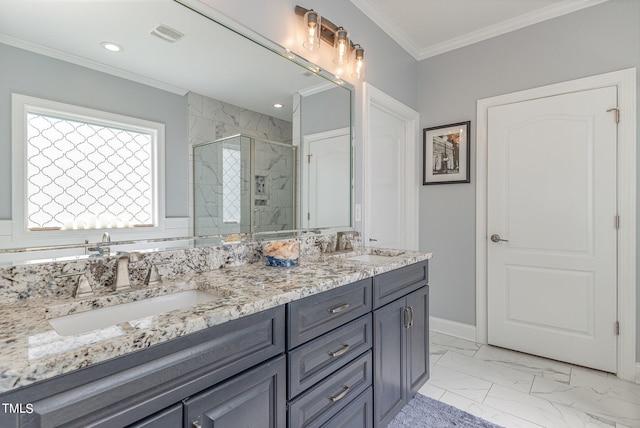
(333, 27, 350, 65)
(302, 10, 321, 51)
(351, 45, 365, 79)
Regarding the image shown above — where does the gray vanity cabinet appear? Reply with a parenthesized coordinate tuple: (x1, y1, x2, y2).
(0, 306, 284, 428)
(287, 278, 374, 428)
(372, 261, 429, 428)
(1, 259, 430, 428)
(184, 355, 286, 428)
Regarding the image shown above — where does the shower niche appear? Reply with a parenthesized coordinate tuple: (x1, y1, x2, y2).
(193, 135, 296, 236)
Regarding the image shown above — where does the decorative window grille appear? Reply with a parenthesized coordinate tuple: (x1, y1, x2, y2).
(24, 110, 155, 231)
(222, 146, 242, 223)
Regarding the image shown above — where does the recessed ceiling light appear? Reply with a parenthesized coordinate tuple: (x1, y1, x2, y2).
(101, 42, 123, 52)
(273, 103, 284, 108)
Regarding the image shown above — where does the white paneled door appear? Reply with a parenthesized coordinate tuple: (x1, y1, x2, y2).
(303, 129, 351, 229)
(487, 86, 618, 372)
(363, 83, 419, 251)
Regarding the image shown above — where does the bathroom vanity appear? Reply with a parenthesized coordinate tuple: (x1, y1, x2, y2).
(0, 247, 431, 428)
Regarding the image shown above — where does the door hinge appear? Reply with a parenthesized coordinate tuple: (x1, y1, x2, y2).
(307, 154, 312, 164)
(307, 212, 310, 220)
(615, 321, 620, 335)
(607, 107, 620, 123)
(615, 215, 620, 229)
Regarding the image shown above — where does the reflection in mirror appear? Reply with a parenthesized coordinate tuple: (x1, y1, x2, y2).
(0, 0, 353, 264)
(193, 135, 297, 235)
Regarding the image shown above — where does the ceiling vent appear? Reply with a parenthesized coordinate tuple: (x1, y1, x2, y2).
(150, 24, 184, 43)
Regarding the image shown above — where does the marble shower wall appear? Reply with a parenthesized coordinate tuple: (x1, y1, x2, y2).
(193, 136, 251, 236)
(189, 92, 295, 235)
(253, 140, 295, 233)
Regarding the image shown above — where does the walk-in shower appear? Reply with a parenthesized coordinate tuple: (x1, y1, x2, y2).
(192, 135, 297, 236)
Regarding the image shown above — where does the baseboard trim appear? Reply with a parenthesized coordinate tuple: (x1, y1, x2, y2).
(429, 316, 477, 343)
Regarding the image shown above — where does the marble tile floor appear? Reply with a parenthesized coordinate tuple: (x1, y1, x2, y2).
(418, 331, 640, 428)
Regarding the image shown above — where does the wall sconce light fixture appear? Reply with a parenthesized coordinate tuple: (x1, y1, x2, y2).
(295, 5, 365, 79)
(302, 9, 321, 51)
(333, 27, 350, 65)
(351, 44, 365, 79)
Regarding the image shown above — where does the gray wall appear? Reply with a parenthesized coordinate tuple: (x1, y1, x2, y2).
(0, 44, 189, 219)
(416, 0, 640, 359)
(301, 87, 351, 136)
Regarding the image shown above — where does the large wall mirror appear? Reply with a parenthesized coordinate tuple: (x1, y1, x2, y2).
(0, 0, 353, 264)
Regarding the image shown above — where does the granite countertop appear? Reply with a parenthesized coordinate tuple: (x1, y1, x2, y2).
(0, 247, 432, 394)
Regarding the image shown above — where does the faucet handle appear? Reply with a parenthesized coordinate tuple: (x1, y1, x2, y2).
(73, 274, 94, 299)
(56, 272, 94, 299)
(145, 265, 162, 286)
(116, 251, 141, 262)
(144, 261, 170, 286)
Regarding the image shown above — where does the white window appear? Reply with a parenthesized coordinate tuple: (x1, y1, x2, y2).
(12, 94, 165, 244)
(222, 146, 242, 224)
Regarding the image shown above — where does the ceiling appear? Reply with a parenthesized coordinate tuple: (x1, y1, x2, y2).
(350, 0, 609, 60)
(0, 0, 331, 121)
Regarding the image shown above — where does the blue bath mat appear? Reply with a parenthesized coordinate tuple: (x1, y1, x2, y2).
(387, 393, 505, 428)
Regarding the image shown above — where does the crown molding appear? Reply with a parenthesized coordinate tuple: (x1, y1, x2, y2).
(350, 0, 423, 59)
(0, 33, 189, 96)
(350, 0, 610, 61)
(297, 81, 338, 97)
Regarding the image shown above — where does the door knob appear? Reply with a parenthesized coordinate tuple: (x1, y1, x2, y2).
(490, 234, 509, 243)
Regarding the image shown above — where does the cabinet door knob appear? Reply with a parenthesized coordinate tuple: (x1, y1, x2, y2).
(192, 421, 202, 428)
(329, 385, 350, 402)
(328, 343, 350, 357)
(328, 303, 349, 314)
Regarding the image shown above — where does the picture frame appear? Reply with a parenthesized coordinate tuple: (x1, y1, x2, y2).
(423, 121, 470, 185)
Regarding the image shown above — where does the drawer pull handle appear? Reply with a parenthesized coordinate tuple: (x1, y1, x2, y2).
(328, 343, 350, 357)
(408, 306, 414, 327)
(329, 385, 350, 402)
(328, 303, 350, 314)
(403, 307, 411, 329)
(193, 421, 202, 428)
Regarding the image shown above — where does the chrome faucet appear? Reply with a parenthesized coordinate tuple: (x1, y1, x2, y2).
(114, 252, 139, 292)
(101, 232, 111, 255)
(87, 232, 111, 257)
(336, 231, 359, 251)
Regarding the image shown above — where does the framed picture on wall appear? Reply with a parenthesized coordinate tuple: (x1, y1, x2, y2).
(423, 121, 470, 185)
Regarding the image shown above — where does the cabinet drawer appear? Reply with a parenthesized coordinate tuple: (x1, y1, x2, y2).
(126, 403, 182, 428)
(288, 279, 372, 349)
(373, 261, 427, 309)
(288, 351, 372, 428)
(318, 387, 372, 428)
(288, 314, 372, 399)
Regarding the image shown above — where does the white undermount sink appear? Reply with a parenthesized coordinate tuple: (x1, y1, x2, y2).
(346, 254, 400, 263)
(48, 290, 218, 336)
(342, 248, 405, 263)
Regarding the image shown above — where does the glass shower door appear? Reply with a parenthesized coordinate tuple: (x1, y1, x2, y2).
(251, 139, 296, 233)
